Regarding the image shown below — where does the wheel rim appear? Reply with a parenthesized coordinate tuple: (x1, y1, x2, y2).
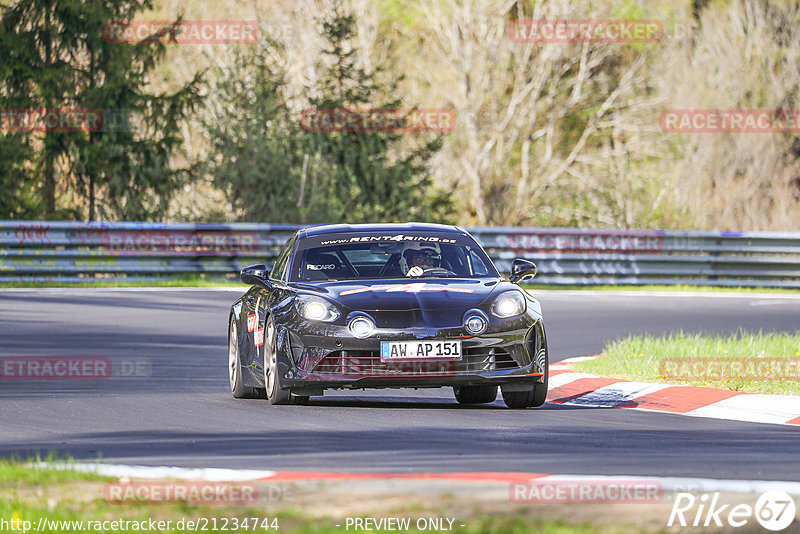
(228, 320, 238, 391)
(264, 319, 276, 397)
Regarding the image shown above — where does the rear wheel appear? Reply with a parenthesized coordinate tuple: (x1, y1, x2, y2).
(229, 317, 257, 399)
(453, 385, 497, 405)
(263, 315, 309, 406)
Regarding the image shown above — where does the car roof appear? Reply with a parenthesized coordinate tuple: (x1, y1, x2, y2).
(299, 223, 466, 238)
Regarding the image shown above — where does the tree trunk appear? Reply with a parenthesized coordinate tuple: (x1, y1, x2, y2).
(42, 0, 56, 217)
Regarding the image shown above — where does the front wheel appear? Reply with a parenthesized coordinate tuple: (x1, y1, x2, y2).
(530, 361, 548, 407)
(503, 323, 550, 409)
(530, 329, 549, 407)
(263, 315, 308, 406)
(502, 370, 548, 409)
(501, 388, 536, 409)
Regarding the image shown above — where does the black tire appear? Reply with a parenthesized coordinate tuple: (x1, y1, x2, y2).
(530, 328, 549, 407)
(229, 317, 258, 399)
(530, 363, 548, 408)
(502, 368, 548, 409)
(263, 315, 308, 406)
(501, 387, 536, 409)
(453, 385, 497, 404)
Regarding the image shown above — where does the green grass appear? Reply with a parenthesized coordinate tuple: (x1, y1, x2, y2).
(0, 454, 110, 484)
(0, 459, 652, 533)
(522, 283, 799, 294)
(0, 275, 244, 288)
(1, 457, 310, 534)
(573, 331, 800, 395)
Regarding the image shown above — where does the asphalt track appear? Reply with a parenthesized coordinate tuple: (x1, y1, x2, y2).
(1, 289, 799, 480)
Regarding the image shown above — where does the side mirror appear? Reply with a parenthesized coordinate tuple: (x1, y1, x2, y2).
(509, 259, 537, 284)
(240, 264, 272, 288)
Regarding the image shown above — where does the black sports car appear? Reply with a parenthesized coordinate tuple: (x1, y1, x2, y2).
(227, 223, 548, 408)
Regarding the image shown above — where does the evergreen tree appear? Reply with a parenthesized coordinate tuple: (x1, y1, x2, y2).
(0, 0, 74, 218)
(204, 44, 310, 223)
(0, 0, 202, 220)
(305, 13, 451, 223)
(206, 11, 453, 224)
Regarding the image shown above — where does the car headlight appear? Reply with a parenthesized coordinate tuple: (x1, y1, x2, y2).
(348, 316, 376, 338)
(490, 290, 526, 318)
(297, 295, 340, 322)
(464, 313, 488, 335)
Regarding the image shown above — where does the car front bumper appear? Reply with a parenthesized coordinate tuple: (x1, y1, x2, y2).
(274, 314, 547, 393)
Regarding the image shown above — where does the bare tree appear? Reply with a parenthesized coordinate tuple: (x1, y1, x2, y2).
(659, 0, 800, 230)
(396, 0, 665, 226)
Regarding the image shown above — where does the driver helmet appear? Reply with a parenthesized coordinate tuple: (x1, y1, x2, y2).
(400, 242, 442, 274)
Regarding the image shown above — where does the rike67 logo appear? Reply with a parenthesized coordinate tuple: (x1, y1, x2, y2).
(668, 491, 797, 531)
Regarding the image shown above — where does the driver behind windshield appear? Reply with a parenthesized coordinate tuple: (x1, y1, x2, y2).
(400, 243, 442, 277)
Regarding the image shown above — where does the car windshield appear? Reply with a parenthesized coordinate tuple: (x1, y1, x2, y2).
(289, 234, 497, 281)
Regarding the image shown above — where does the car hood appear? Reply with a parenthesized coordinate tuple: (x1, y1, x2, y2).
(296, 278, 510, 311)
(291, 279, 533, 328)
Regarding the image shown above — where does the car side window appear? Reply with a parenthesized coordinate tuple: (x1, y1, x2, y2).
(270, 238, 295, 281)
(469, 249, 489, 275)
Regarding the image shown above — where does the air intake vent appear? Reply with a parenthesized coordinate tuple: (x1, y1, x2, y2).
(313, 347, 518, 376)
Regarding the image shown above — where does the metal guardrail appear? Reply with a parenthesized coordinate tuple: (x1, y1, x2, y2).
(1, 221, 800, 288)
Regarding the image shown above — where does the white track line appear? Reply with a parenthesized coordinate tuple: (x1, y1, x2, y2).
(551, 358, 800, 426)
(35, 462, 800, 495)
(532, 289, 800, 299)
(542, 474, 800, 495)
(558, 355, 602, 364)
(0, 287, 244, 293)
(689, 394, 800, 426)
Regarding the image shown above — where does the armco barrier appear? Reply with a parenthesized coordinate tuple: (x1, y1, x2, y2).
(1, 221, 800, 288)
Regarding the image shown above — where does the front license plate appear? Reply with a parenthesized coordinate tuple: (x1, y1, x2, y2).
(380, 340, 462, 361)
